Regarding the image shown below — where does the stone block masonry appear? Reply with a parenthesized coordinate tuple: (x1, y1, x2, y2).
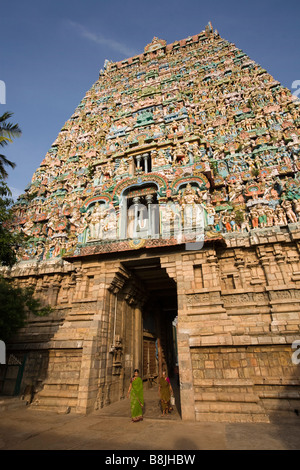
(1, 226, 299, 422)
(2, 24, 300, 422)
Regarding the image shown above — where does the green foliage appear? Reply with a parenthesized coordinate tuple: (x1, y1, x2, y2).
(0, 111, 52, 343)
(0, 112, 21, 179)
(0, 277, 52, 343)
(0, 112, 24, 266)
(0, 179, 24, 267)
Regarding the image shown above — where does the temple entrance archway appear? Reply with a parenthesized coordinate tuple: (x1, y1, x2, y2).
(122, 257, 180, 414)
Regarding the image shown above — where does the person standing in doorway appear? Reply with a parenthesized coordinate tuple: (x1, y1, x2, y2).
(127, 369, 144, 422)
(159, 370, 173, 416)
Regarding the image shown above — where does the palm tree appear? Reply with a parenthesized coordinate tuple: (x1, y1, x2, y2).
(0, 112, 21, 178)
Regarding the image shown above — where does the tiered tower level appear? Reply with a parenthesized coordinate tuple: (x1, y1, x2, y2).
(11, 25, 300, 259)
(3, 25, 300, 422)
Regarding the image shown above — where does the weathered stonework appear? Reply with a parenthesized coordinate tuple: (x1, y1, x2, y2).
(1, 24, 300, 422)
(1, 225, 299, 421)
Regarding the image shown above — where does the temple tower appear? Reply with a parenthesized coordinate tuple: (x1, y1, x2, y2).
(1, 24, 300, 422)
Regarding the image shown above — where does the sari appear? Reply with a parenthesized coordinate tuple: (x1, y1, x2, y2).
(159, 376, 171, 412)
(130, 376, 144, 421)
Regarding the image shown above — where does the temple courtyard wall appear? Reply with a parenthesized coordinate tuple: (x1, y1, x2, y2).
(1, 224, 300, 423)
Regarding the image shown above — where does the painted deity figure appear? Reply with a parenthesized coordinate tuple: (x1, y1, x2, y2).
(281, 199, 297, 223)
(102, 208, 117, 239)
(92, 168, 104, 187)
(161, 203, 181, 236)
(257, 205, 267, 228)
(69, 208, 82, 234)
(173, 143, 189, 165)
(228, 181, 244, 202)
(87, 203, 105, 240)
(103, 161, 115, 181)
(265, 206, 275, 227)
(179, 184, 205, 229)
(152, 149, 170, 167)
(293, 199, 300, 219)
(77, 214, 89, 244)
(240, 213, 251, 232)
(250, 207, 259, 229)
(275, 206, 288, 225)
(179, 183, 200, 206)
(222, 213, 232, 232)
(205, 202, 216, 227)
(116, 158, 129, 176)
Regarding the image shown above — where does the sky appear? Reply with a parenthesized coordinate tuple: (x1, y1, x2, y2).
(2, 0, 300, 200)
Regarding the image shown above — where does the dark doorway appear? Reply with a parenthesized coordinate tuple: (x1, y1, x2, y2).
(0, 352, 27, 396)
(123, 257, 179, 409)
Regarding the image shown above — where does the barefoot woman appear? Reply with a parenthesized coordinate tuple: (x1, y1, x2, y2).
(159, 370, 173, 416)
(127, 369, 144, 422)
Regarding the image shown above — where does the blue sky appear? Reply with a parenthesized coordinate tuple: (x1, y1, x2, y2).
(2, 0, 300, 199)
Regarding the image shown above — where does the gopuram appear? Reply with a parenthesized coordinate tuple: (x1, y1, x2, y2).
(1, 23, 300, 422)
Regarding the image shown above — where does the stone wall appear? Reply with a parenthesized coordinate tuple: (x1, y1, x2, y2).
(191, 345, 299, 422)
(1, 257, 144, 414)
(161, 224, 300, 422)
(2, 225, 300, 421)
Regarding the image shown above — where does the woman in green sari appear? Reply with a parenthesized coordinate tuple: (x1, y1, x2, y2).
(127, 369, 144, 422)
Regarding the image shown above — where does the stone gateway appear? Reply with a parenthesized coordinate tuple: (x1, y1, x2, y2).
(1, 24, 300, 422)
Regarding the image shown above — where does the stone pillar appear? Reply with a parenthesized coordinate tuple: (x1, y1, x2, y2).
(136, 155, 142, 170)
(76, 265, 109, 414)
(160, 253, 196, 421)
(76, 320, 102, 414)
(154, 310, 164, 378)
(143, 153, 149, 173)
(177, 329, 196, 421)
(145, 194, 153, 237)
(128, 156, 135, 176)
(134, 306, 143, 374)
(119, 195, 127, 240)
(133, 196, 140, 238)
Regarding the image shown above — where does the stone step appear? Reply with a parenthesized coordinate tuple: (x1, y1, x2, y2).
(194, 391, 260, 403)
(0, 397, 28, 412)
(195, 411, 270, 423)
(32, 395, 77, 406)
(37, 388, 78, 399)
(195, 400, 266, 414)
(29, 402, 74, 414)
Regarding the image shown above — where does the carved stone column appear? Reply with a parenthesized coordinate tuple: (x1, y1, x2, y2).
(161, 253, 196, 421)
(136, 155, 142, 170)
(143, 153, 149, 173)
(145, 194, 153, 237)
(133, 196, 141, 238)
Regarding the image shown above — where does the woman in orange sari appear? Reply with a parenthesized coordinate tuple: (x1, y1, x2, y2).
(159, 370, 173, 416)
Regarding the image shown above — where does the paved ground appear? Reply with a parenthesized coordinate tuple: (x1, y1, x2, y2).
(0, 383, 299, 451)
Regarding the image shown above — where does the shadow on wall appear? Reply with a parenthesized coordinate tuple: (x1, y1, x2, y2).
(0, 307, 62, 401)
(170, 375, 181, 418)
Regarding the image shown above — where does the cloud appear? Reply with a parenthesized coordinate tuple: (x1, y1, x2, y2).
(67, 20, 137, 58)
